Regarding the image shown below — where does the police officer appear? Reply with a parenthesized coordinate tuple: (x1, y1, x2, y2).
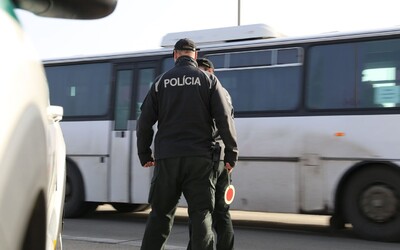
(137, 38, 238, 250)
(197, 58, 215, 74)
(187, 58, 235, 250)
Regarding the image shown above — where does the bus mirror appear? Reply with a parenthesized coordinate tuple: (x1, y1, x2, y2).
(13, 0, 118, 19)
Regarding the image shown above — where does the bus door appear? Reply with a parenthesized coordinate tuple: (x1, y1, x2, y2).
(109, 62, 156, 204)
(129, 63, 157, 204)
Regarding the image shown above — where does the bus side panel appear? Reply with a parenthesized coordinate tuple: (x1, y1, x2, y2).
(291, 115, 400, 213)
(300, 158, 324, 212)
(233, 117, 300, 213)
(61, 121, 111, 202)
(61, 121, 110, 154)
(230, 161, 299, 213)
(70, 156, 108, 201)
(109, 130, 131, 203)
(130, 131, 152, 204)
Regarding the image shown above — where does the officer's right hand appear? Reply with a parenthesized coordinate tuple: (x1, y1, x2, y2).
(143, 161, 155, 168)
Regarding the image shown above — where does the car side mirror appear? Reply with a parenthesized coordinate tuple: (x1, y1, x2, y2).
(13, 0, 118, 19)
(47, 105, 63, 122)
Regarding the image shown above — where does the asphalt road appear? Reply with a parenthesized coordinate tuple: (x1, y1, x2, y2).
(62, 205, 400, 250)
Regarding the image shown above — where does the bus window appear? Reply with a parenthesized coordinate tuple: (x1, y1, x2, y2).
(209, 48, 302, 113)
(307, 39, 400, 110)
(217, 67, 301, 112)
(277, 48, 301, 64)
(306, 43, 356, 109)
(136, 68, 156, 119)
(114, 70, 133, 130)
(46, 63, 112, 117)
(206, 54, 225, 69)
(359, 39, 400, 108)
(162, 57, 174, 72)
(230, 50, 272, 68)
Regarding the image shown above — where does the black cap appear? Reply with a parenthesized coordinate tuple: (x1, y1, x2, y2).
(197, 58, 214, 69)
(174, 38, 198, 52)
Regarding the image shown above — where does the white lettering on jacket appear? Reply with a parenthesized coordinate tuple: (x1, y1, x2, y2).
(164, 75, 201, 88)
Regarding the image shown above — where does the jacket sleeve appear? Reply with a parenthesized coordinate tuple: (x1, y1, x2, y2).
(209, 75, 239, 167)
(136, 83, 158, 166)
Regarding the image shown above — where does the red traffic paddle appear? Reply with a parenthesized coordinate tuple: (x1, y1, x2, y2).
(224, 172, 235, 205)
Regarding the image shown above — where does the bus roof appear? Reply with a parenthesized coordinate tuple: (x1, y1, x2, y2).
(43, 25, 400, 64)
(160, 24, 285, 47)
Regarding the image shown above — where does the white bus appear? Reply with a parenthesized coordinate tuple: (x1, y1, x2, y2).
(44, 24, 400, 242)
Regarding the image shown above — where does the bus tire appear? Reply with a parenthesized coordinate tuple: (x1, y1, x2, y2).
(112, 203, 150, 213)
(84, 202, 99, 215)
(343, 165, 400, 242)
(64, 162, 87, 218)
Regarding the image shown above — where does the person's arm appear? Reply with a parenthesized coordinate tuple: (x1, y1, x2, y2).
(136, 84, 158, 166)
(209, 75, 238, 167)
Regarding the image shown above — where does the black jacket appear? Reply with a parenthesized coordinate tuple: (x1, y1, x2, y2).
(137, 56, 238, 166)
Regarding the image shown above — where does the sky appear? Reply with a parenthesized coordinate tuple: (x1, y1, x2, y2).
(16, 0, 400, 60)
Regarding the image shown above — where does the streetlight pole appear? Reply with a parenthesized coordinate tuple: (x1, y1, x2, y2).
(238, 0, 241, 26)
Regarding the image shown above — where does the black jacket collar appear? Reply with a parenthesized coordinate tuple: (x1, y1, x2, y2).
(175, 56, 198, 67)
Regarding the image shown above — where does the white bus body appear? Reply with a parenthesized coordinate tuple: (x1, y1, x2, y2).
(45, 24, 400, 242)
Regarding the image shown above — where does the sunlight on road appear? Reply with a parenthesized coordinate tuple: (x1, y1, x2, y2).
(96, 205, 330, 226)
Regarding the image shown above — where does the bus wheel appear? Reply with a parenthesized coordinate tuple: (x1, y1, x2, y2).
(112, 203, 150, 213)
(343, 165, 400, 242)
(64, 163, 89, 218)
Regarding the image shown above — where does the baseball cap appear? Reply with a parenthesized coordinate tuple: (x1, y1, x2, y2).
(197, 58, 214, 69)
(174, 38, 199, 52)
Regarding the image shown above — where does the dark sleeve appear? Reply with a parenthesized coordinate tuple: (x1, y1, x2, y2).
(209, 75, 238, 167)
(136, 83, 158, 166)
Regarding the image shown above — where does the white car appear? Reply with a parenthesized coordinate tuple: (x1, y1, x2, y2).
(0, 0, 117, 249)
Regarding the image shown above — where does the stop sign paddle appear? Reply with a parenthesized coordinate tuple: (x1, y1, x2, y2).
(224, 172, 235, 205)
(224, 184, 235, 205)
